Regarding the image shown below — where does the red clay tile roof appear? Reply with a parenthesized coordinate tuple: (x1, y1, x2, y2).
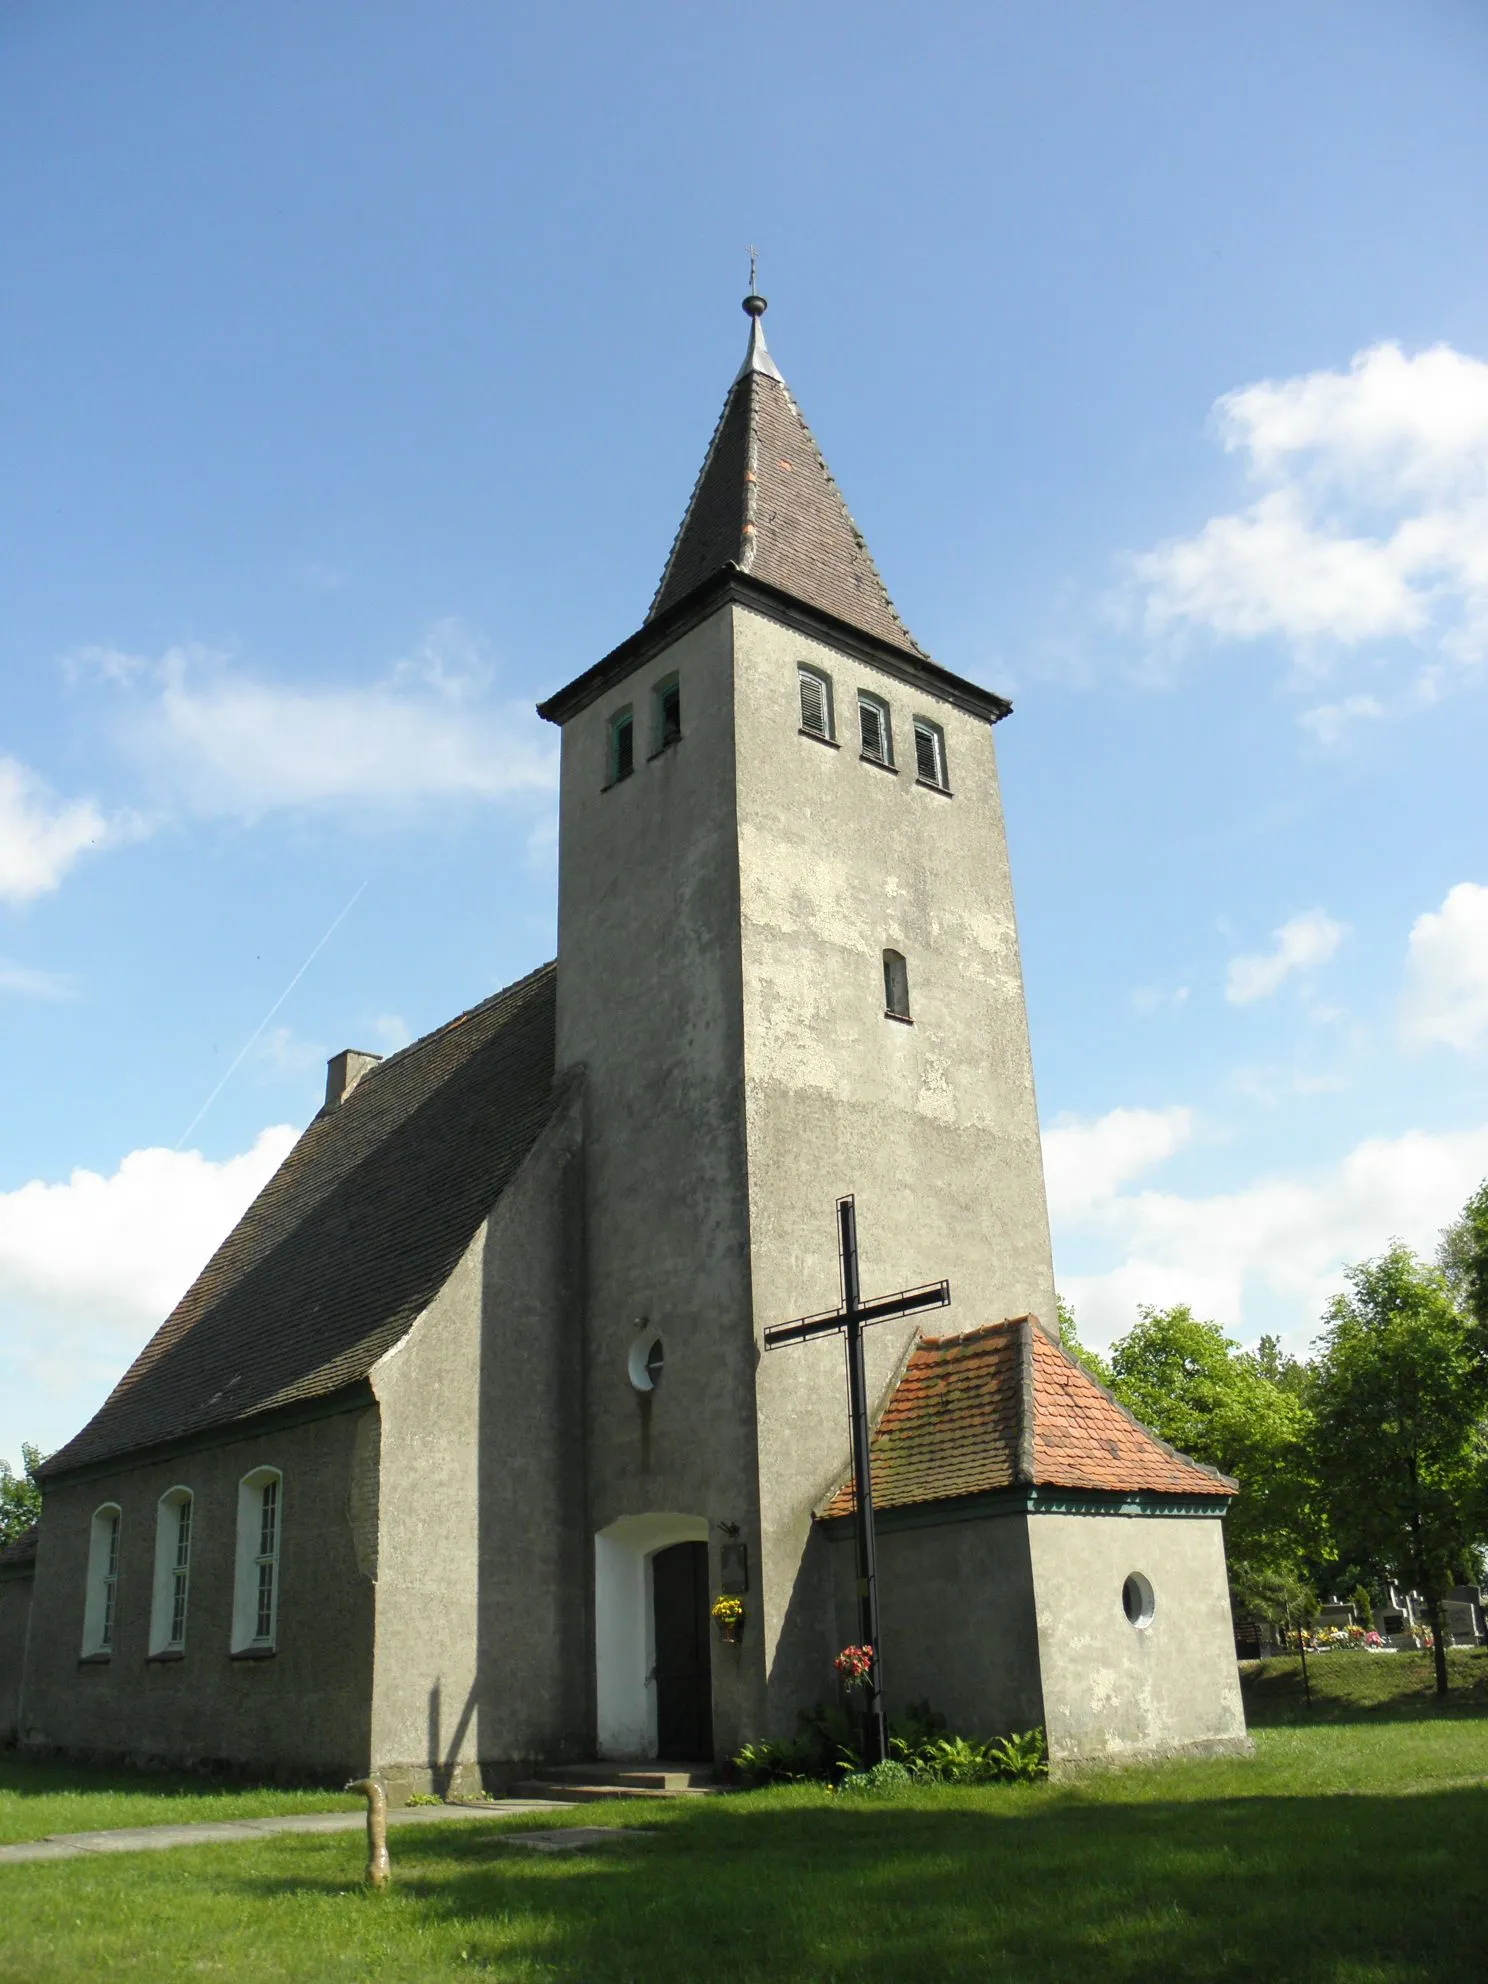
(820, 1318, 1235, 1518)
(648, 312, 927, 660)
(41, 964, 559, 1480)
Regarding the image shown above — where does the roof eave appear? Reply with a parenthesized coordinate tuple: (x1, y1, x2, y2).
(536, 568, 1013, 729)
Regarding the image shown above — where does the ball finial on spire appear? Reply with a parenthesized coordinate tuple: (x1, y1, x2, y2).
(744, 243, 767, 318)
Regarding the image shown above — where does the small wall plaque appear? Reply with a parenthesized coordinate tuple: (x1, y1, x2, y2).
(720, 1541, 749, 1595)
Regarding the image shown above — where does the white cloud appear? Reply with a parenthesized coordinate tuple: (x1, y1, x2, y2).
(0, 756, 122, 904)
(79, 631, 558, 821)
(1131, 983, 1189, 1017)
(0, 958, 75, 1000)
(372, 1013, 412, 1053)
(1299, 694, 1385, 746)
(1226, 909, 1346, 1005)
(1053, 1113, 1488, 1352)
(1401, 881, 1488, 1051)
(0, 1127, 298, 1461)
(1042, 1106, 1193, 1223)
(1130, 342, 1488, 698)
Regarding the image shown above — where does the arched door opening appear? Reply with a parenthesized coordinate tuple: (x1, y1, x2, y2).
(594, 1513, 710, 1759)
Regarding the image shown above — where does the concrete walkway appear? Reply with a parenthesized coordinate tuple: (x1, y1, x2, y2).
(0, 1799, 571, 1866)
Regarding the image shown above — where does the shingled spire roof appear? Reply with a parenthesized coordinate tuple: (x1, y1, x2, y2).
(648, 290, 927, 660)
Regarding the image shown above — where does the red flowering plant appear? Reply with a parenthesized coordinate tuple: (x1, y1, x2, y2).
(834, 1644, 875, 1692)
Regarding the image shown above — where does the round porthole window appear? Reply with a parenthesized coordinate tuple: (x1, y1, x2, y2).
(1122, 1572, 1155, 1629)
(627, 1332, 664, 1393)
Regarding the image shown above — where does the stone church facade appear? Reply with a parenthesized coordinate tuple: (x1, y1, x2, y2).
(2, 294, 1247, 1786)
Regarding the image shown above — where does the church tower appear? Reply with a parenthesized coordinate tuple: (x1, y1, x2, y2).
(539, 289, 1060, 1753)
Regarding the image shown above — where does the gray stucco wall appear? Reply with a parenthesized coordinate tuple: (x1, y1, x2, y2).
(1028, 1511, 1249, 1764)
(731, 605, 1058, 1723)
(368, 1085, 589, 1793)
(0, 1564, 34, 1744)
(550, 597, 1058, 1752)
(553, 606, 767, 1754)
(19, 1407, 376, 1776)
(827, 1510, 1046, 1738)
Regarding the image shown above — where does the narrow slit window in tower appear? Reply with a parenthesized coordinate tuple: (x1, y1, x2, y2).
(883, 949, 911, 1021)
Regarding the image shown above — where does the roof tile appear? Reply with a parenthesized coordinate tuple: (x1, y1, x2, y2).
(41, 964, 559, 1479)
(821, 1318, 1234, 1518)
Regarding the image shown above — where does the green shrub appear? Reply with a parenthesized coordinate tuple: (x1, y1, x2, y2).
(835, 1759, 912, 1797)
(731, 1703, 1047, 1788)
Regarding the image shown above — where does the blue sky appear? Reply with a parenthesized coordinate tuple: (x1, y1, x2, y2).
(3, 0, 1487, 1464)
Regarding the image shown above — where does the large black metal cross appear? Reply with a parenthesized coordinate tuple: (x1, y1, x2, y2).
(764, 1195, 950, 1764)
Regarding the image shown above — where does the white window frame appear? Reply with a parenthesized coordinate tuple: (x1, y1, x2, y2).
(912, 716, 949, 790)
(82, 1504, 122, 1657)
(149, 1487, 193, 1655)
(232, 1467, 282, 1654)
(858, 691, 894, 768)
(797, 665, 835, 742)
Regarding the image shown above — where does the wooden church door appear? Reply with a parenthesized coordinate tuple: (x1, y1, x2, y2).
(651, 1541, 713, 1760)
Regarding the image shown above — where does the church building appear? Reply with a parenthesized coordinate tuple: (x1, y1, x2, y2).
(2, 291, 1248, 1786)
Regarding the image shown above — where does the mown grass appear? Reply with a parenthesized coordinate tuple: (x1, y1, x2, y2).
(0, 1755, 355, 1847)
(5, 1716, 1488, 1982)
(1242, 1646, 1488, 1724)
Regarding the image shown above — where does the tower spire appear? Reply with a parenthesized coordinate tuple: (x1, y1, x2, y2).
(649, 285, 926, 658)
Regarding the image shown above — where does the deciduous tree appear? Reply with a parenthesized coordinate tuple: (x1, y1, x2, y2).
(1311, 1244, 1488, 1697)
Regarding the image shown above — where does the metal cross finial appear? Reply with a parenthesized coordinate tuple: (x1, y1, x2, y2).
(748, 243, 758, 292)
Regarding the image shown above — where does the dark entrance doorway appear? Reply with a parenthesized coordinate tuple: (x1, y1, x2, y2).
(651, 1541, 712, 1760)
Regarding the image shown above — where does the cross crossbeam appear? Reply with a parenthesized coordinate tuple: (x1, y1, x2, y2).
(763, 1279, 950, 1350)
(764, 1196, 951, 1765)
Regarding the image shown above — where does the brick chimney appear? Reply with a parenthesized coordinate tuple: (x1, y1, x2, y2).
(323, 1048, 382, 1111)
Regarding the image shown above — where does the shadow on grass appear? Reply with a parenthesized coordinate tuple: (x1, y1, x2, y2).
(250, 1789, 1488, 1983)
(1243, 1650, 1488, 1728)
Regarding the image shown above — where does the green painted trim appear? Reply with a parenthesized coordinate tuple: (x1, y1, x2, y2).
(35, 1382, 377, 1490)
(818, 1485, 1230, 1537)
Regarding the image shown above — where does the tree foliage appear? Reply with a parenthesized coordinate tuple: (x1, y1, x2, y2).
(0, 1443, 44, 1550)
(1310, 1242, 1488, 1696)
(1105, 1303, 1316, 1595)
(1055, 1295, 1111, 1386)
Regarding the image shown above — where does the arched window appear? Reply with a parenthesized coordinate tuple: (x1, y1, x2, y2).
(232, 1468, 282, 1654)
(149, 1487, 193, 1655)
(81, 1504, 122, 1657)
(858, 692, 894, 768)
(913, 716, 949, 790)
(883, 950, 911, 1021)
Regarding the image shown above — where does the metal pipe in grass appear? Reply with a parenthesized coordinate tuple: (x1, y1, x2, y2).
(345, 1778, 390, 1889)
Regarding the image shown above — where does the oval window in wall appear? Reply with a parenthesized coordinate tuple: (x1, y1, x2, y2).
(628, 1331, 664, 1393)
(1122, 1572, 1156, 1629)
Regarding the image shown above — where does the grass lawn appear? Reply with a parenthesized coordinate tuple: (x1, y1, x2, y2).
(0, 1755, 356, 1847)
(5, 1678, 1488, 1984)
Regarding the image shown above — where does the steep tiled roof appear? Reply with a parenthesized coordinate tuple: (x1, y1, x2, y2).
(820, 1318, 1235, 1518)
(41, 964, 560, 1480)
(648, 305, 927, 659)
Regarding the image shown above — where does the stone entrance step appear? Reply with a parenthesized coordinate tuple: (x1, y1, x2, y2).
(513, 1762, 717, 1802)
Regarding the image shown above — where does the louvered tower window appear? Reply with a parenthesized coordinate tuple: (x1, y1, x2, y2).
(798, 666, 834, 741)
(608, 707, 634, 783)
(858, 693, 893, 767)
(913, 718, 948, 790)
(654, 674, 682, 752)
